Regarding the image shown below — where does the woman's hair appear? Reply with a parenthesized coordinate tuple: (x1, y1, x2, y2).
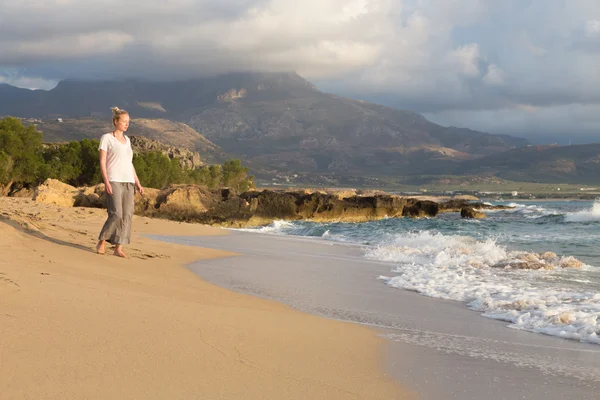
(111, 106, 129, 126)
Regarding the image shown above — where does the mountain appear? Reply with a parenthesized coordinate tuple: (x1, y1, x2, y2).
(0, 72, 529, 179)
(453, 144, 600, 184)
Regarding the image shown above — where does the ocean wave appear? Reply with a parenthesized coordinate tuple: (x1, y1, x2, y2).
(369, 231, 600, 345)
(565, 200, 600, 222)
(237, 219, 357, 241)
(236, 220, 297, 234)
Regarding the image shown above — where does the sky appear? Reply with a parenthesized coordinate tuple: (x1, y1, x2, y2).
(1, 0, 599, 144)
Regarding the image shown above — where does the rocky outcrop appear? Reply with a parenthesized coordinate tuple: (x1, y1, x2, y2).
(439, 199, 511, 213)
(129, 136, 203, 169)
(28, 181, 515, 227)
(217, 88, 248, 102)
(186, 190, 439, 227)
(460, 207, 486, 219)
(34, 179, 152, 211)
(33, 179, 80, 207)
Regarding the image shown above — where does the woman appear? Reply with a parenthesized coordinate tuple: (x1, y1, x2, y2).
(96, 107, 144, 258)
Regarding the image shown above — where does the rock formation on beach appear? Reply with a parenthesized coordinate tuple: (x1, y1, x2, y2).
(28, 179, 512, 227)
(460, 207, 487, 219)
(491, 252, 583, 270)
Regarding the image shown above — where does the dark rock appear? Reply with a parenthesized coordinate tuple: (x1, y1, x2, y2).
(402, 200, 439, 218)
(9, 187, 34, 198)
(440, 199, 512, 213)
(73, 192, 103, 208)
(438, 199, 472, 212)
(460, 207, 486, 219)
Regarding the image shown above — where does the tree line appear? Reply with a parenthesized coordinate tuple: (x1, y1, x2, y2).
(0, 117, 254, 195)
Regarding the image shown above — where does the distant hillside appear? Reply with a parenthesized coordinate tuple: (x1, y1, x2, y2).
(453, 144, 600, 184)
(0, 72, 528, 178)
(32, 117, 229, 164)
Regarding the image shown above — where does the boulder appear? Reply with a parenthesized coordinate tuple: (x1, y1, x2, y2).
(540, 251, 557, 261)
(74, 192, 103, 208)
(491, 253, 583, 270)
(10, 187, 35, 198)
(402, 200, 439, 218)
(558, 257, 583, 269)
(33, 179, 79, 207)
(134, 187, 160, 215)
(240, 190, 300, 219)
(460, 207, 486, 219)
(73, 184, 104, 208)
(491, 260, 552, 270)
(153, 185, 218, 220)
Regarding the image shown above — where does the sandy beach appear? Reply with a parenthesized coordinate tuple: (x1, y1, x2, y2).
(0, 197, 410, 400)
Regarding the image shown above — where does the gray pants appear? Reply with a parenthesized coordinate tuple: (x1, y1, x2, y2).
(98, 182, 135, 245)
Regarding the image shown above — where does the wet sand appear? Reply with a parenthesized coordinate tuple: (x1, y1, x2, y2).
(162, 230, 600, 400)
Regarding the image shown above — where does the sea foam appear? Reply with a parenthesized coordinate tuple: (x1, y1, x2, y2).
(369, 231, 600, 345)
(565, 200, 600, 222)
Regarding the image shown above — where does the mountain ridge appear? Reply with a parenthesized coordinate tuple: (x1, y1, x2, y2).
(13, 72, 600, 185)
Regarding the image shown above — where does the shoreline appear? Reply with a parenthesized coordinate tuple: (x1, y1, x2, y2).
(173, 229, 600, 400)
(0, 198, 410, 399)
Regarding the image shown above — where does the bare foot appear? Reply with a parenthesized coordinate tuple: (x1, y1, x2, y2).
(96, 240, 105, 255)
(114, 246, 127, 258)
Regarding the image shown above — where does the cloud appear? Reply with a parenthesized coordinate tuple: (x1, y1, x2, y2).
(482, 64, 505, 86)
(586, 19, 600, 36)
(1, 0, 600, 141)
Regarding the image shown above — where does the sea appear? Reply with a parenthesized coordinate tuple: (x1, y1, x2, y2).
(238, 199, 600, 346)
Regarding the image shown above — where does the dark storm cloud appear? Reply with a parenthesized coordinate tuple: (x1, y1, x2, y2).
(1, 0, 599, 142)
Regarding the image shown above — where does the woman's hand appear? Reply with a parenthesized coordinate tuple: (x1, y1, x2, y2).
(105, 182, 113, 195)
(136, 183, 144, 196)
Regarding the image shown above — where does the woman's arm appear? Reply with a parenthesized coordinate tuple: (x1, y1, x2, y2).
(133, 166, 144, 195)
(99, 149, 112, 195)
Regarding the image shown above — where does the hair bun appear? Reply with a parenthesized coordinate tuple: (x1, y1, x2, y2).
(111, 106, 120, 113)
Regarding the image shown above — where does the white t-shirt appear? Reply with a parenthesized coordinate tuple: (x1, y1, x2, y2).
(98, 133, 136, 183)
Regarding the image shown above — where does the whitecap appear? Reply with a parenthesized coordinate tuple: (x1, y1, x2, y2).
(368, 231, 600, 345)
(565, 200, 600, 222)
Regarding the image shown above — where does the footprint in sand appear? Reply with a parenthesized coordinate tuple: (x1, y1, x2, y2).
(0, 272, 21, 293)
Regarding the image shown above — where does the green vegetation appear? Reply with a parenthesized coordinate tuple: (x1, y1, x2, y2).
(0, 117, 45, 194)
(0, 117, 254, 193)
(132, 152, 253, 190)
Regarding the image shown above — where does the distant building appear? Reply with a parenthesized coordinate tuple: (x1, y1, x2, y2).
(56, 118, 63, 123)
(512, 191, 518, 196)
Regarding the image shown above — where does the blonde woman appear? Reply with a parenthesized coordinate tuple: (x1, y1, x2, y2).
(96, 107, 144, 257)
